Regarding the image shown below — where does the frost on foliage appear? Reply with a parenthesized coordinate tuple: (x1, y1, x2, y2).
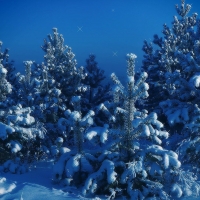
(0, 63, 12, 101)
(110, 54, 169, 158)
(85, 124, 109, 144)
(41, 28, 87, 99)
(160, 99, 189, 126)
(171, 184, 183, 198)
(95, 102, 116, 126)
(78, 53, 198, 199)
(189, 73, 200, 88)
(0, 41, 16, 86)
(24, 61, 33, 86)
(177, 131, 200, 164)
(57, 96, 94, 153)
(7, 106, 35, 126)
(81, 54, 111, 115)
(141, 0, 200, 171)
(160, 100, 200, 147)
(15, 61, 58, 122)
(118, 161, 166, 200)
(82, 159, 117, 196)
(0, 105, 47, 171)
(21, 61, 65, 123)
(110, 53, 150, 159)
(171, 169, 200, 198)
(120, 161, 146, 184)
(132, 112, 169, 145)
(6, 106, 45, 140)
(33, 28, 89, 126)
(65, 154, 93, 178)
(6, 140, 22, 154)
(53, 151, 96, 185)
(53, 96, 97, 185)
(146, 145, 181, 169)
(141, 0, 200, 115)
(0, 122, 15, 140)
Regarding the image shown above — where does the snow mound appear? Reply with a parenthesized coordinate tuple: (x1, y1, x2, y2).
(0, 177, 16, 195)
(0, 161, 84, 200)
(0, 183, 78, 200)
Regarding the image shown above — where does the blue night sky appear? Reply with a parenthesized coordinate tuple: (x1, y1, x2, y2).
(0, 0, 200, 80)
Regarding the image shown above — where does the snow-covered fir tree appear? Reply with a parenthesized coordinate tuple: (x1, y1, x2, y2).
(0, 105, 47, 172)
(0, 61, 13, 164)
(52, 53, 200, 199)
(81, 54, 112, 125)
(142, 0, 200, 164)
(16, 61, 40, 107)
(41, 28, 87, 104)
(35, 28, 88, 143)
(0, 41, 18, 108)
(34, 29, 110, 158)
(0, 63, 12, 103)
(82, 54, 111, 108)
(0, 55, 47, 173)
(141, 0, 196, 113)
(52, 95, 98, 186)
(0, 41, 16, 86)
(0, 68, 48, 172)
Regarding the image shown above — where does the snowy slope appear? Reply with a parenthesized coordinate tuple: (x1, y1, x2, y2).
(0, 161, 84, 200)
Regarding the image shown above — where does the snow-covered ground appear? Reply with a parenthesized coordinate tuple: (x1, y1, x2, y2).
(0, 160, 198, 200)
(0, 161, 86, 200)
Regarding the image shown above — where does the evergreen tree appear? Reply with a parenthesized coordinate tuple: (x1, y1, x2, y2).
(53, 96, 96, 186)
(141, 0, 196, 113)
(52, 53, 199, 199)
(82, 53, 199, 199)
(82, 54, 112, 123)
(0, 41, 16, 85)
(0, 63, 12, 103)
(41, 28, 87, 104)
(0, 99, 47, 173)
(0, 52, 47, 172)
(141, 0, 200, 161)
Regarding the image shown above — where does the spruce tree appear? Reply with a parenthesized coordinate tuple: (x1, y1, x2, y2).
(52, 53, 200, 199)
(82, 54, 112, 123)
(41, 28, 87, 103)
(81, 53, 200, 199)
(141, 0, 200, 162)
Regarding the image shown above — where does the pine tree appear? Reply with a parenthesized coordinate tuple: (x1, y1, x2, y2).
(0, 104, 48, 173)
(0, 41, 16, 85)
(141, 0, 196, 113)
(82, 54, 112, 124)
(41, 28, 87, 103)
(0, 63, 12, 103)
(52, 96, 96, 185)
(52, 53, 200, 199)
(141, 0, 200, 160)
(0, 53, 47, 172)
(82, 53, 200, 199)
